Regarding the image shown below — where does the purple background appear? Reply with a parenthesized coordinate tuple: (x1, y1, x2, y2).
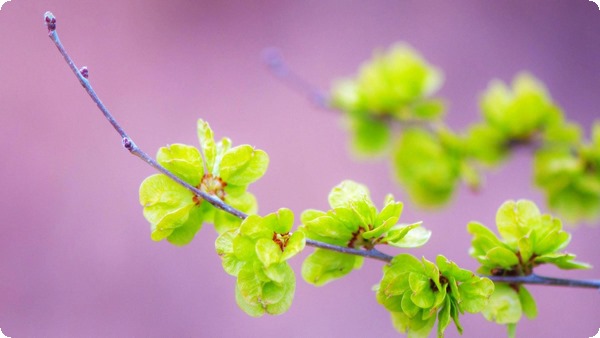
(1, 1, 599, 337)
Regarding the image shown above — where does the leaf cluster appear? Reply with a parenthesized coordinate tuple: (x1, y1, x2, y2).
(329, 42, 600, 223)
(534, 122, 600, 222)
(375, 254, 494, 337)
(330, 43, 445, 155)
(138, 119, 269, 245)
(216, 209, 305, 316)
(300, 180, 431, 286)
(468, 199, 591, 335)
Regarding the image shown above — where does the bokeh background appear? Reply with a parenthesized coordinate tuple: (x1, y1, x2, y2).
(1, 1, 599, 337)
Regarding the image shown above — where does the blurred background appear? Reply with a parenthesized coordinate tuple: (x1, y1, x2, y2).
(1, 1, 599, 337)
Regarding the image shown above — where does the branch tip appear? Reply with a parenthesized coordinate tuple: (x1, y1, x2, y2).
(44, 11, 56, 32)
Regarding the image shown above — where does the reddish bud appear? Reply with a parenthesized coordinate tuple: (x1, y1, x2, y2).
(44, 11, 56, 31)
(79, 66, 89, 79)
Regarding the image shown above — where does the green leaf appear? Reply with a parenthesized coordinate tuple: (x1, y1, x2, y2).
(533, 253, 592, 270)
(486, 247, 519, 268)
(197, 119, 217, 172)
(482, 283, 522, 325)
(219, 145, 269, 186)
(263, 278, 295, 315)
(301, 209, 327, 224)
(255, 238, 282, 268)
(328, 180, 371, 209)
(409, 274, 435, 308)
(465, 123, 508, 165)
(458, 277, 495, 313)
(517, 236, 534, 263)
(480, 73, 562, 140)
(273, 208, 295, 234)
(235, 283, 264, 317)
(437, 298, 452, 338)
(156, 144, 203, 186)
(517, 286, 537, 319)
(393, 129, 461, 206)
(390, 310, 436, 338)
(348, 116, 391, 155)
(412, 98, 445, 120)
(364, 201, 403, 239)
(400, 291, 420, 317)
(302, 215, 352, 246)
(281, 231, 305, 261)
(301, 249, 362, 286)
(467, 222, 505, 253)
(237, 265, 263, 305)
(385, 223, 431, 248)
(139, 174, 198, 242)
(165, 206, 204, 246)
(496, 200, 541, 247)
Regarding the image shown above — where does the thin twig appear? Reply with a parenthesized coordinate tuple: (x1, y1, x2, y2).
(305, 239, 393, 263)
(486, 274, 600, 290)
(262, 47, 330, 109)
(44, 11, 246, 219)
(45, 11, 600, 291)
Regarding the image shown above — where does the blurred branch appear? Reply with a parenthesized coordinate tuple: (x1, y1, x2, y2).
(262, 47, 330, 109)
(45, 11, 599, 291)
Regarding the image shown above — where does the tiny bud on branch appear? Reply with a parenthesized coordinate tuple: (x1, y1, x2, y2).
(122, 137, 134, 151)
(44, 11, 56, 32)
(79, 66, 89, 79)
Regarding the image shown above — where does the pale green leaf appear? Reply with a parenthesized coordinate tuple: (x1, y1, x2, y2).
(301, 249, 361, 286)
(328, 180, 371, 209)
(255, 238, 282, 268)
(156, 144, 203, 186)
(197, 119, 217, 172)
(219, 145, 269, 186)
(281, 231, 305, 261)
(517, 286, 537, 319)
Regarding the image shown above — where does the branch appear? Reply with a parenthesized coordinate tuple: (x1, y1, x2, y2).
(44, 11, 246, 220)
(262, 48, 330, 109)
(45, 11, 599, 291)
(305, 239, 393, 263)
(486, 274, 600, 290)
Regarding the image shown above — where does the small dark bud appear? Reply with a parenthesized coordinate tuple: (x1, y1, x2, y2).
(122, 137, 134, 150)
(79, 66, 89, 79)
(44, 11, 56, 31)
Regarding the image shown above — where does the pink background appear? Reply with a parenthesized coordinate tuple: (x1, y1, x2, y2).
(1, 1, 599, 337)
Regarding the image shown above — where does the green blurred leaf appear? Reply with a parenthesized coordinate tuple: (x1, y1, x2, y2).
(393, 129, 461, 206)
(349, 116, 391, 156)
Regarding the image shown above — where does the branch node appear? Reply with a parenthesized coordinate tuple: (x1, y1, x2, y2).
(44, 11, 56, 32)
